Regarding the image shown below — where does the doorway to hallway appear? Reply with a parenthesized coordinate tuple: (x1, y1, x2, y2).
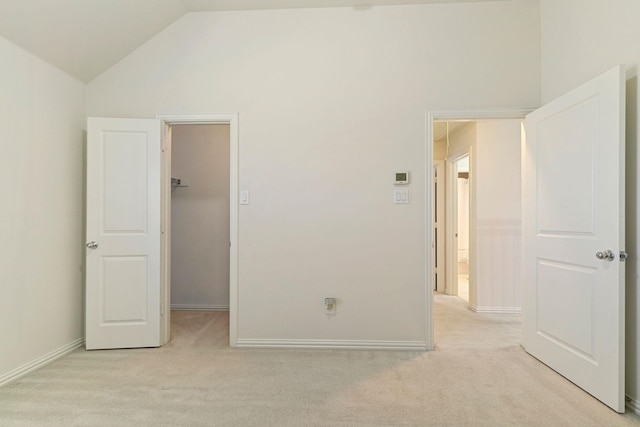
(431, 118, 523, 313)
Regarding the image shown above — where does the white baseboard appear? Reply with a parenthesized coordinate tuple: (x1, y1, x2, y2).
(171, 304, 229, 311)
(236, 339, 427, 350)
(627, 395, 640, 414)
(0, 337, 85, 388)
(471, 305, 521, 314)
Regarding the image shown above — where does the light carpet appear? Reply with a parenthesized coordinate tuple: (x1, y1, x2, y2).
(1, 294, 639, 426)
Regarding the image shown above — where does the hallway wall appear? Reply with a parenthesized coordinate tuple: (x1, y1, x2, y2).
(473, 120, 521, 312)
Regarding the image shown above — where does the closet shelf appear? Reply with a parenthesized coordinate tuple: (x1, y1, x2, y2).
(171, 177, 188, 188)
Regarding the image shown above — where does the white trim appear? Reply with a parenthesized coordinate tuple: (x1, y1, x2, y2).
(171, 304, 230, 311)
(626, 396, 640, 415)
(425, 108, 533, 352)
(424, 112, 435, 351)
(470, 305, 522, 314)
(0, 338, 84, 388)
(156, 113, 238, 125)
(428, 109, 533, 121)
(236, 339, 428, 350)
(157, 113, 239, 348)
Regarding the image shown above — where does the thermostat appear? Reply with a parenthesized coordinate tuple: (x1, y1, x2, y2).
(394, 171, 410, 185)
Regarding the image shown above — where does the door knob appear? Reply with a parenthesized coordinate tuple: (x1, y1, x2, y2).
(595, 249, 614, 261)
(86, 241, 99, 249)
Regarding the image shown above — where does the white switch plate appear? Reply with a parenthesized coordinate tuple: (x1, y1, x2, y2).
(240, 190, 250, 205)
(393, 189, 409, 204)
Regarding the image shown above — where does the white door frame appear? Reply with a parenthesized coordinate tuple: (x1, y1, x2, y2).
(157, 113, 239, 347)
(425, 108, 531, 350)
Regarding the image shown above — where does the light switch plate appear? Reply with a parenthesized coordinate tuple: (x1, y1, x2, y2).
(393, 189, 409, 204)
(240, 190, 250, 205)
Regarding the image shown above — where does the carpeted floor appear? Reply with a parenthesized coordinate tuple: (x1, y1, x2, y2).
(1, 294, 639, 426)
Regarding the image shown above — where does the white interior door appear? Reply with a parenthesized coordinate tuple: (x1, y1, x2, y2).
(86, 117, 162, 350)
(445, 158, 459, 296)
(522, 65, 626, 412)
(434, 161, 445, 292)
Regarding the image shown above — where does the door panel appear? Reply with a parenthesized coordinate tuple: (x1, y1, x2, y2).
(101, 256, 149, 323)
(86, 118, 161, 350)
(523, 65, 625, 412)
(536, 98, 598, 235)
(536, 260, 596, 360)
(102, 132, 149, 233)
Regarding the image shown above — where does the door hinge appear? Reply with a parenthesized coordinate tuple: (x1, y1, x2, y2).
(620, 251, 629, 262)
(161, 303, 165, 316)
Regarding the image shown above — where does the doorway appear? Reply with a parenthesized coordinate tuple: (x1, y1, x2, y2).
(169, 124, 230, 314)
(426, 110, 529, 350)
(435, 120, 473, 304)
(433, 118, 522, 310)
(455, 155, 470, 303)
(159, 114, 239, 347)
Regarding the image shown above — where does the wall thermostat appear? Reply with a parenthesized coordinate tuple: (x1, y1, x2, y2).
(394, 171, 410, 185)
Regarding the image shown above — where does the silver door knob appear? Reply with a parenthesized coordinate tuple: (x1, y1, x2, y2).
(86, 241, 99, 249)
(595, 250, 614, 261)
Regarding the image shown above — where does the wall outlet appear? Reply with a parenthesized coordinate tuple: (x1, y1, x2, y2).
(325, 298, 336, 315)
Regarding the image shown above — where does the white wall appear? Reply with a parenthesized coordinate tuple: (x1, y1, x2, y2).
(0, 36, 85, 383)
(540, 0, 640, 409)
(87, 2, 540, 345)
(171, 125, 230, 310)
(474, 120, 521, 312)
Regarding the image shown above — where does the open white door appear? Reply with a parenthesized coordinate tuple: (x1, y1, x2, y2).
(522, 66, 626, 412)
(86, 118, 162, 350)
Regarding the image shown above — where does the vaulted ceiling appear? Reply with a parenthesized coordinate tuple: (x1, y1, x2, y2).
(0, 0, 520, 82)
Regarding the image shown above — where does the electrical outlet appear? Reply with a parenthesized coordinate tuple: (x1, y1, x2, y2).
(325, 298, 336, 315)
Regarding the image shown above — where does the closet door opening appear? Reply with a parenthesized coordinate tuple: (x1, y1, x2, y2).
(161, 118, 238, 347)
(170, 124, 230, 313)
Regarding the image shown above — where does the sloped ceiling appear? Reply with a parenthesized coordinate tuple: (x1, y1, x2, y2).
(0, 0, 187, 82)
(0, 0, 517, 82)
